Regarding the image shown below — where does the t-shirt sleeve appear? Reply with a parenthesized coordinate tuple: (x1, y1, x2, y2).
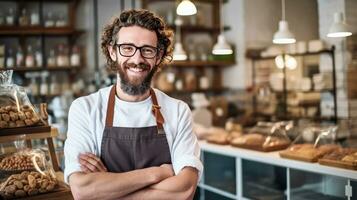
(171, 102, 203, 180)
(64, 98, 97, 184)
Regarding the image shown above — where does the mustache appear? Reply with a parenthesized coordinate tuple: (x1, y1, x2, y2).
(123, 62, 150, 70)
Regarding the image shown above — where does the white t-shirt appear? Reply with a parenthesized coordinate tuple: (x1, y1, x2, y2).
(64, 86, 203, 183)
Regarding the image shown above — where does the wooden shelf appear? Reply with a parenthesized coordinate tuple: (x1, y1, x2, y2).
(273, 89, 333, 94)
(167, 61, 235, 68)
(1, 66, 83, 72)
(0, 26, 85, 36)
(168, 25, 222, 33)
(32, 92, 86, 99)
(166, 87, 228, 95)
(248, 49, 334, 60)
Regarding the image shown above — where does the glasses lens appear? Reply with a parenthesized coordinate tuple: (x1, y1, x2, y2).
(119, 44, 136, 56)
(141, 46, 157, 58)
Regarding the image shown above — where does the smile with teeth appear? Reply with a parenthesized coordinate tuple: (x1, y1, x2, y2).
(128, 67, 146, 72)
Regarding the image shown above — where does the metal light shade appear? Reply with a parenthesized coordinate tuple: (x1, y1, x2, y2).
(212, 34, 233, 55)
(173, 42, 187, 61)
(327, 12, 352, 38)
(176, 0, 197, 16)
(273, 20, 296, 44)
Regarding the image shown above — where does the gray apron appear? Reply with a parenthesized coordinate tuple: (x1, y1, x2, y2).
(100, 85, 172, 172)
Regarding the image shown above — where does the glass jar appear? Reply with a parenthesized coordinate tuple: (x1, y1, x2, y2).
(70, 45, 81, 66)
(47, 49, 56, 67)
(5, 49, 15, 68)
(19, 9, 30, 26)
(16, 47, 24, 67)
(6, 8, 15, 26)
(44, 12, 54, 27)
(56, 44, 69, 67)
(30, 12, 40, 26)
(25, 45, 35, 68)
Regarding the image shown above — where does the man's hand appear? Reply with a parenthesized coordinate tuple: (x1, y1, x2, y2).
(79, 153, 107, 173)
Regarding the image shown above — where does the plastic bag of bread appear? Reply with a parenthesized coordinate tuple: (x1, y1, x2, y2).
(231, 121, 291, 151)
(0, 139, 57, 199)
(280, 126, 340, 162)
(0, 70, 45, 129)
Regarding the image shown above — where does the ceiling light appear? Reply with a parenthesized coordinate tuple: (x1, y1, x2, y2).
(327, 12, 352, 38)
(212, 0, 233, 55)
(273, 0, 296, 44)
(173, 42, 187, 61)
(173, 18, 187, 61)
(212, 34, 233, 55)
(176, 0, 197, 16)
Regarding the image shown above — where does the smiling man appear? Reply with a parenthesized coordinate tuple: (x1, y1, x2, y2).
(64, 9, 203, 200)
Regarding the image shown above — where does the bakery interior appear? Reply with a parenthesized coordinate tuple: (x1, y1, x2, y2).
(0, 0, 357, 199)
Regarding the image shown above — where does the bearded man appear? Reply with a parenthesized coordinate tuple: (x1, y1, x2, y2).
(64, 9, 202, 200)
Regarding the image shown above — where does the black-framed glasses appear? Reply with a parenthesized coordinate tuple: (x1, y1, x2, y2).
(115, 43, 158, 59)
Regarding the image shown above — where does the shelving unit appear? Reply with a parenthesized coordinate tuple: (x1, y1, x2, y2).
(196, 141, 356, 200)
(248, 47, 337, 123)
(142, 0, 235, 98)
(0, 0, 86, 105)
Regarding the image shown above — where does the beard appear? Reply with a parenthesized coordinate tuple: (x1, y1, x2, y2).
(116, 61, 157, 96)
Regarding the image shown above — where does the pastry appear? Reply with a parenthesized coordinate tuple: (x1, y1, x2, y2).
(342, 154, 357, 164)
(206, 133, 230, 145)
(262, 136, 290, 148)
(322, 148, 357, 160)
(231, 133, 265, 146)
(282, 144, 339, 160)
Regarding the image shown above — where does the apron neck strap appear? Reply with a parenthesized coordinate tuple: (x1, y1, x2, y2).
(105, 85, 165, 130)
(150, 88, 164, 130)
(105, 85, 116, 127)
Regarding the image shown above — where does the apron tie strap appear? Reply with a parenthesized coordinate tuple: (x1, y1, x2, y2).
(150, 89, 165, 133)
(152, 105, 165, 125)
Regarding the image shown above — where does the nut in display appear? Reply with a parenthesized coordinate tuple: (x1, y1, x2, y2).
(0, 154, 42, 171)
(0, 105, 40, 129)
(0, 171, 57, 199)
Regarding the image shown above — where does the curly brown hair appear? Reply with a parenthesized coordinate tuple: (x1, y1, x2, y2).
(101, 9, 174, 71)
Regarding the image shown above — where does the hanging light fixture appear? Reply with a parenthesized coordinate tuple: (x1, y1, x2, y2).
(212, 0, 232, 55)
(173, 18, 187, 61)
(327, 12, 352, 38)
(273, 0, 296, 44)
(176, 0, 197, 16)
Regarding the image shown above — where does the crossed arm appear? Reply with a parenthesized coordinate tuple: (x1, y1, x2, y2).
(68, 153, 199, 200)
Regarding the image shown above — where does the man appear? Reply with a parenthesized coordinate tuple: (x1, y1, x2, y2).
(64, 9, 203, 200)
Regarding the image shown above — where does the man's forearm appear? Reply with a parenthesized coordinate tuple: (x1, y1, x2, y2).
(120, 167, 198, 200)
(69, 167, 166, 200)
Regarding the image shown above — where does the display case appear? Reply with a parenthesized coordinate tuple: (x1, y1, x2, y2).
(196, 141, 356, 200)
(290, 169, 346, 200)
(242, 159, 286, 200)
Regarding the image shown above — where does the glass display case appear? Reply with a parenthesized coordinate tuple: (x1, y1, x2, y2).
(290, 169, 346, 200)
(203, 152, 236, 195)
(242, 159, 286, 200)
(198, 141, 356, 200)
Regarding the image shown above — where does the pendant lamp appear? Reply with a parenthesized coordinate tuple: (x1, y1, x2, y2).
(212, 0, 233, 55)
(173, 18, 187, 61)
(176, 0, 197, 16)
(273, 0, 296, 44)
(327, 12, 352, 38)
